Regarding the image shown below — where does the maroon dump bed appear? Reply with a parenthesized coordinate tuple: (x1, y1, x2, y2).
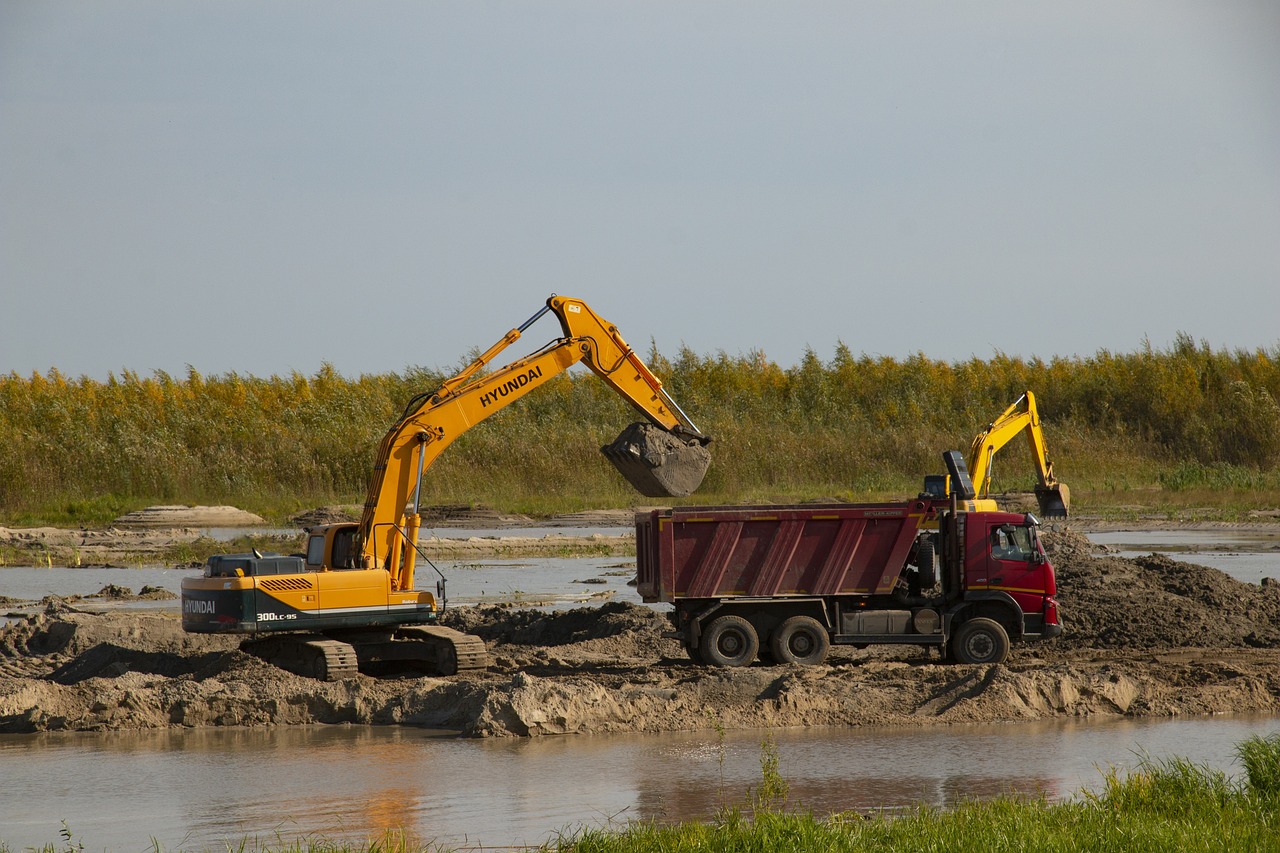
(636, 500, 932, 603)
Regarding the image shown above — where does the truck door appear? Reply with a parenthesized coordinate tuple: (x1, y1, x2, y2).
(979, 521, 1048, 614)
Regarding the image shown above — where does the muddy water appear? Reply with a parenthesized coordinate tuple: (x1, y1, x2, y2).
(3, 715, 1279, 849)
(1087, 529, 1280, 585)
(0, 554, 640, 612)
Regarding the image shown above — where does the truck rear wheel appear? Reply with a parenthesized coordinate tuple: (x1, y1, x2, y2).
(699, 615, 759, 667)
(769, 616, 830, 666)
(951, 618, 1010, 665)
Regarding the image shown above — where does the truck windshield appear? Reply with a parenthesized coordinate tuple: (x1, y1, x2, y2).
(991, 525, 1037, 562)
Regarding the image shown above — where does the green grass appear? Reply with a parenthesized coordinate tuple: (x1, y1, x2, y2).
(2, 336, 1279, 526)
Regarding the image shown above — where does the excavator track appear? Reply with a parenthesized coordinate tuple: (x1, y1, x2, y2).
(394, 626, 489, 675)
(241, 634, 360, 682)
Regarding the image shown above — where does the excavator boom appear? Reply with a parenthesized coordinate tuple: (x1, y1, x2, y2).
(967, 391, 1069, 518)
(359, 294, 711, 589)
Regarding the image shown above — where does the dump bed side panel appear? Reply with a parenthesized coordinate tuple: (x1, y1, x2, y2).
(637, 501, 929, 603)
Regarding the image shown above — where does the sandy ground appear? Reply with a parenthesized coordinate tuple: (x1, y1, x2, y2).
(2, 528, 1279, 737)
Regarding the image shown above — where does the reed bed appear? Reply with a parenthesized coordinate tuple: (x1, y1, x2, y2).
(2, 335, 1278, 524)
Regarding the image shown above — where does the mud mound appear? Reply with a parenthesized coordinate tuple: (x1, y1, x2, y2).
(288, 506, 359, 528)
(1044, 529, 1280, 651)
(440, 601, 678, 670)
(441, 601, 666, 647)
(112, 505, 266, 527)
(48, 643, 226, 684)
(87, 584, 132, 600)
(0, 611, 236, 662)
(421, 505, 533, 527)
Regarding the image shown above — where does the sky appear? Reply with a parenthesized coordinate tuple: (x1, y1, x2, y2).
(2, 1, 1278, 380)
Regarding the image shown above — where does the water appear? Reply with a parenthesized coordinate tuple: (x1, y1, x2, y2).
(2, 715, 1278, 850)
(0, 555, 641, 613)
(199, 525, 631, 542)
(3, 529, 1273, 612)
(1086, 529, 1280, 585)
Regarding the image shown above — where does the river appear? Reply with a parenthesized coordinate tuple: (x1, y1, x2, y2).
(3, 715, 1280, 850)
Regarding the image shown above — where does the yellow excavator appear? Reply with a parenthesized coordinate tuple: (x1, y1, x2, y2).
(181, 295, 711, 680)
(922, 391, 1069, 519)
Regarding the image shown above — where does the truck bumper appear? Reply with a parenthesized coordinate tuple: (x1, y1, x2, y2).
(1021, 613, 1063, 640)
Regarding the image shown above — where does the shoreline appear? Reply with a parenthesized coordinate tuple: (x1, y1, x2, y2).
(2, 502, 1278, 569)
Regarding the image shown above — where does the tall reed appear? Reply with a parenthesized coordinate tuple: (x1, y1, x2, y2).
(2, 335, 1278, 523)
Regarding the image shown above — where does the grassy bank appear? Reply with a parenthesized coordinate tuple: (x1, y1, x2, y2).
(16, 735, 1280, 852)
(555, 732, 1280, 852)
(2, 335, 1279, 526)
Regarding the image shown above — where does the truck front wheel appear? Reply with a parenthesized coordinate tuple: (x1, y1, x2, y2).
(951, 618, 1010, 665)
(770, 616, 830, 666)
(700, 615, 760, 667)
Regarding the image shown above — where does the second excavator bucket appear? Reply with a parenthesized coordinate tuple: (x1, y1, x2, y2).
(1034, 483, 1071, 518)
(602, 422, 712, 498)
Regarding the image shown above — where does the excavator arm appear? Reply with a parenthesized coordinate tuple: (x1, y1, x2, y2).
(967, 391, 1069, 518)
(357, 294, 711, 590)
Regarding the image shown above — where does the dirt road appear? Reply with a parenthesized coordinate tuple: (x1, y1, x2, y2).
(1, 529, 1277, 736)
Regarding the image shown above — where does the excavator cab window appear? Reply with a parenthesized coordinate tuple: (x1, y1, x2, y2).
(332, 528, 357, 569)
(306, 535, 326, 568)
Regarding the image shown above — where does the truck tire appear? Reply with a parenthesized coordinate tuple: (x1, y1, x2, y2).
(699, 615, 759, 668)
(915, 537, 937, 588)
(951, 618, 1010, 665)
(769, 616, 830, 666)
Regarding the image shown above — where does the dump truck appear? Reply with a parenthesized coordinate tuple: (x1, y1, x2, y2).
(182, 294, 711, 680)
(637, 452, 1061, 667)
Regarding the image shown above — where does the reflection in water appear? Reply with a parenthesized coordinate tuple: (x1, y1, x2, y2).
(3, 715, 1280, 850)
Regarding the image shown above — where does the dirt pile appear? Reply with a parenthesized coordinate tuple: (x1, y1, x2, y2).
(2, 533, 1279, 736)
(288, 506, 359, 528)
(1043, 529, 1280, 651)
(112, 505, 267, 527)
(83, 585, 178, 602)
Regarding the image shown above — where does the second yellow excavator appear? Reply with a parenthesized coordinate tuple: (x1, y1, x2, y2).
(922, 391, 1069, 519)
(181, 294, 711, 679)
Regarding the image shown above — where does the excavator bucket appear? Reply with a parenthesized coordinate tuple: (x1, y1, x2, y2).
(602, 422, 711, 498)
(1034, 483, 1071, 518)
